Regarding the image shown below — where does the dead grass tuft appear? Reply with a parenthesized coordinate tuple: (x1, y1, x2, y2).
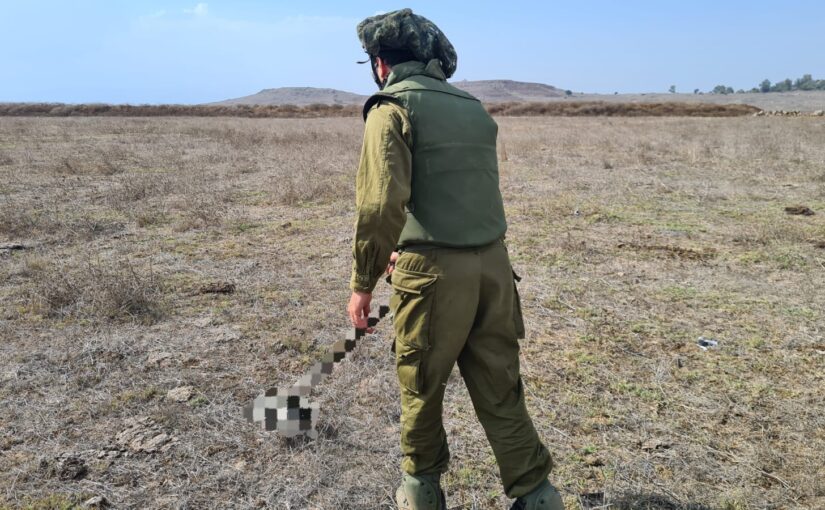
(26, 257, 164, 323)
(0, 197, 38, 238)
(173, 191, 231, 231)
(275, 174, 342, 205)
(1, 493, 99, 510)
(108, 174, 173, 206)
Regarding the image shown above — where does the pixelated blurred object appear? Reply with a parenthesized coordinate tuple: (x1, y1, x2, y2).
(697, 336, 719, 350)
(578, 492, 606, 510)
(243, 304, 390, 438)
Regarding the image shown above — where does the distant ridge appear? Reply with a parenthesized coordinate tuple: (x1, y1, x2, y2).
(451, 80, 567, 102)
(212, 79, 566, 106)
(211, 87, 367, 106)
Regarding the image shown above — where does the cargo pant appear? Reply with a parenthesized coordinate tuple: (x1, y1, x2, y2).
(389, 239, 553, 498)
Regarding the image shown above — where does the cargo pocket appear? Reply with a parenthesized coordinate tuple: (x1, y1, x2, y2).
(390, 266, 438, 351)
(512, 269, 526, 339)
(396, 348, 422, 394)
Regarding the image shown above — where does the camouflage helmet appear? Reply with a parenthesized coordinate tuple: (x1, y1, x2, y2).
(357, 8, 457, 78)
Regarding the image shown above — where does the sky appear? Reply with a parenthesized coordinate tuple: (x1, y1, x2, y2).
(1, 1, 824, 104)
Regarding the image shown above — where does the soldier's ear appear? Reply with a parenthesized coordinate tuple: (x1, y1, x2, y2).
(375, 57, 392, 80)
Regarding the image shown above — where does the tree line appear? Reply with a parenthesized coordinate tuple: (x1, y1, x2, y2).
(717, 74, 825, 94)
(668, 74, 825, 95)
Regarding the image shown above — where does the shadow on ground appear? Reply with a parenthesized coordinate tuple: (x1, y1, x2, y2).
(581, 492, 714, 510)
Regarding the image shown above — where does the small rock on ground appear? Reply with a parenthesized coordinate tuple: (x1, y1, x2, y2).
(145, 351, 174, 368)
(640, 438, 673, 451)
(115, 417, 177, 453)
(83, 495, 108, 508)
(166, 386, 195, 402)
(193, 316, 213, 328)
(43, 454, 87, 480)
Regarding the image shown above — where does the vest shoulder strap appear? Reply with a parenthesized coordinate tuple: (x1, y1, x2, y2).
(362, 93, 405, 121)
(364, 76, 481, 122)
(384, 76, 480, 103)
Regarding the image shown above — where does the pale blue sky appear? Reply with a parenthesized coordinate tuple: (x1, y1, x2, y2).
(2, 1, 823, 104)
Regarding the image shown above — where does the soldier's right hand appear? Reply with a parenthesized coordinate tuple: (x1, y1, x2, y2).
(347, 291, 373, 332)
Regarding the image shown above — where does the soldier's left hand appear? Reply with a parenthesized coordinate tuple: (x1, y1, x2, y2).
(386, 251, 399, 275)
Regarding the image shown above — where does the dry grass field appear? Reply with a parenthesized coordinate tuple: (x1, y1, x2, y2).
(571, 91, 825, 113)
(1, 115, 823, 510)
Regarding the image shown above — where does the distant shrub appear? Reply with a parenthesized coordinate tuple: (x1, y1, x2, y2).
(0, 101, 760, 119)
(0, 103, 362, 118)
(485, 101, 758, 117)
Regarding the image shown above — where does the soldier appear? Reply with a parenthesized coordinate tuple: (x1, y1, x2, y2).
(345, 9, 564, 510)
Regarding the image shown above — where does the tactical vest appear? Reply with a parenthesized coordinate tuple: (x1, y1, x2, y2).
(363, 60, 507, 248)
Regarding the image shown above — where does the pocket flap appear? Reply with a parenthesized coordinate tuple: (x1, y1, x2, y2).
(391, 267, 438, 295)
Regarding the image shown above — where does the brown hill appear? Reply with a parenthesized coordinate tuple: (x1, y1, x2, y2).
(212, 87, 367, 106)
(452, 80, 567, 102)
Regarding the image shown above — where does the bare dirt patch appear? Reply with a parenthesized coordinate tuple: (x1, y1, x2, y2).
(616, 242, 717, 261)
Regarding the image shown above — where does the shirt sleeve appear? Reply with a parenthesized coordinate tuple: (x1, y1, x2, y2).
(350, 101, 413, 293)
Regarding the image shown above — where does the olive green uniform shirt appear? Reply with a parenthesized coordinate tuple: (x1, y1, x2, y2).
(350, 102, 413, 293)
